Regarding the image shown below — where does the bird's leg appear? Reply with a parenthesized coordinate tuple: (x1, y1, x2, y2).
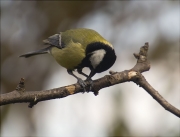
(86, 70, 99, 95)
(85, 70, 96, 92)
(77, 68, 88, 78)
(67, 70, 86, 92)
(77, 68, 96, 94)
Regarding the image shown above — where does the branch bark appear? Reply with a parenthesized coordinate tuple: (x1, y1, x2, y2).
(0, 42, 179, 118)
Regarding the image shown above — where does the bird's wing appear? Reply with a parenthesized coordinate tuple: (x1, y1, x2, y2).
(43, 33, 63, 49)
(60, 29, 96, 50)
(42, 32, 76, 49)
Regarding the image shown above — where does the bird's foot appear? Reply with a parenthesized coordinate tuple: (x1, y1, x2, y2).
(85, 79, 93, 91)
(85, 79, 98, 95)
(77, 78, 87, 93)
(77, 78, 98, 95)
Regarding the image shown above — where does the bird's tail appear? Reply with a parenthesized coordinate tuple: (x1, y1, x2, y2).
(19, 47, 50, 58)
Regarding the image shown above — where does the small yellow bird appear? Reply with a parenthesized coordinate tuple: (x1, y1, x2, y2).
(20, 28, 116, 93)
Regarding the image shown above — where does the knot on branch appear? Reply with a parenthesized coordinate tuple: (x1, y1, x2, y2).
(15, 78, 25, 93)
(139, 42, 149, 56)
(28, 96, 38, 108)
(132, 42, 150, 72)
(109, 70, 117, 75)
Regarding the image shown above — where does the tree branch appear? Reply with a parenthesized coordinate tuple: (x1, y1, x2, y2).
(0, 43, 179, 118)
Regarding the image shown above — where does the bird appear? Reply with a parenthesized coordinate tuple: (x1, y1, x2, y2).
(20, 28, 116, 95)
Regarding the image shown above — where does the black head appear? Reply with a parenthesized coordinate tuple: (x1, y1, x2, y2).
(79, 42, 116, 73)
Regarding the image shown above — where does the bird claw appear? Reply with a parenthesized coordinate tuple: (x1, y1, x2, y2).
(77, 78, 95, 94)
(87, 79, 93, 91)
(77, 78, 87, 93)
(85, 79, 98, 95)
(85, 79, 94, 92)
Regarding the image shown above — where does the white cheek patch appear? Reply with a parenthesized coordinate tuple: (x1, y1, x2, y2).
(89, 49, 106, 69)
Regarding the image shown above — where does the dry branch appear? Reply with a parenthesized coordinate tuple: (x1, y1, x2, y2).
(0, 42, 179, 118)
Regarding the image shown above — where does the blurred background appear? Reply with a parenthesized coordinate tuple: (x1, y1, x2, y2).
(1, 1, 179, 137)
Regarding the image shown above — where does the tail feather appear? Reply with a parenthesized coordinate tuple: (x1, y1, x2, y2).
(19, 47, 50, 58)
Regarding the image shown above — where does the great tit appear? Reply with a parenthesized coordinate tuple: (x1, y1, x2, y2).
(20, 28, 116, 93)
